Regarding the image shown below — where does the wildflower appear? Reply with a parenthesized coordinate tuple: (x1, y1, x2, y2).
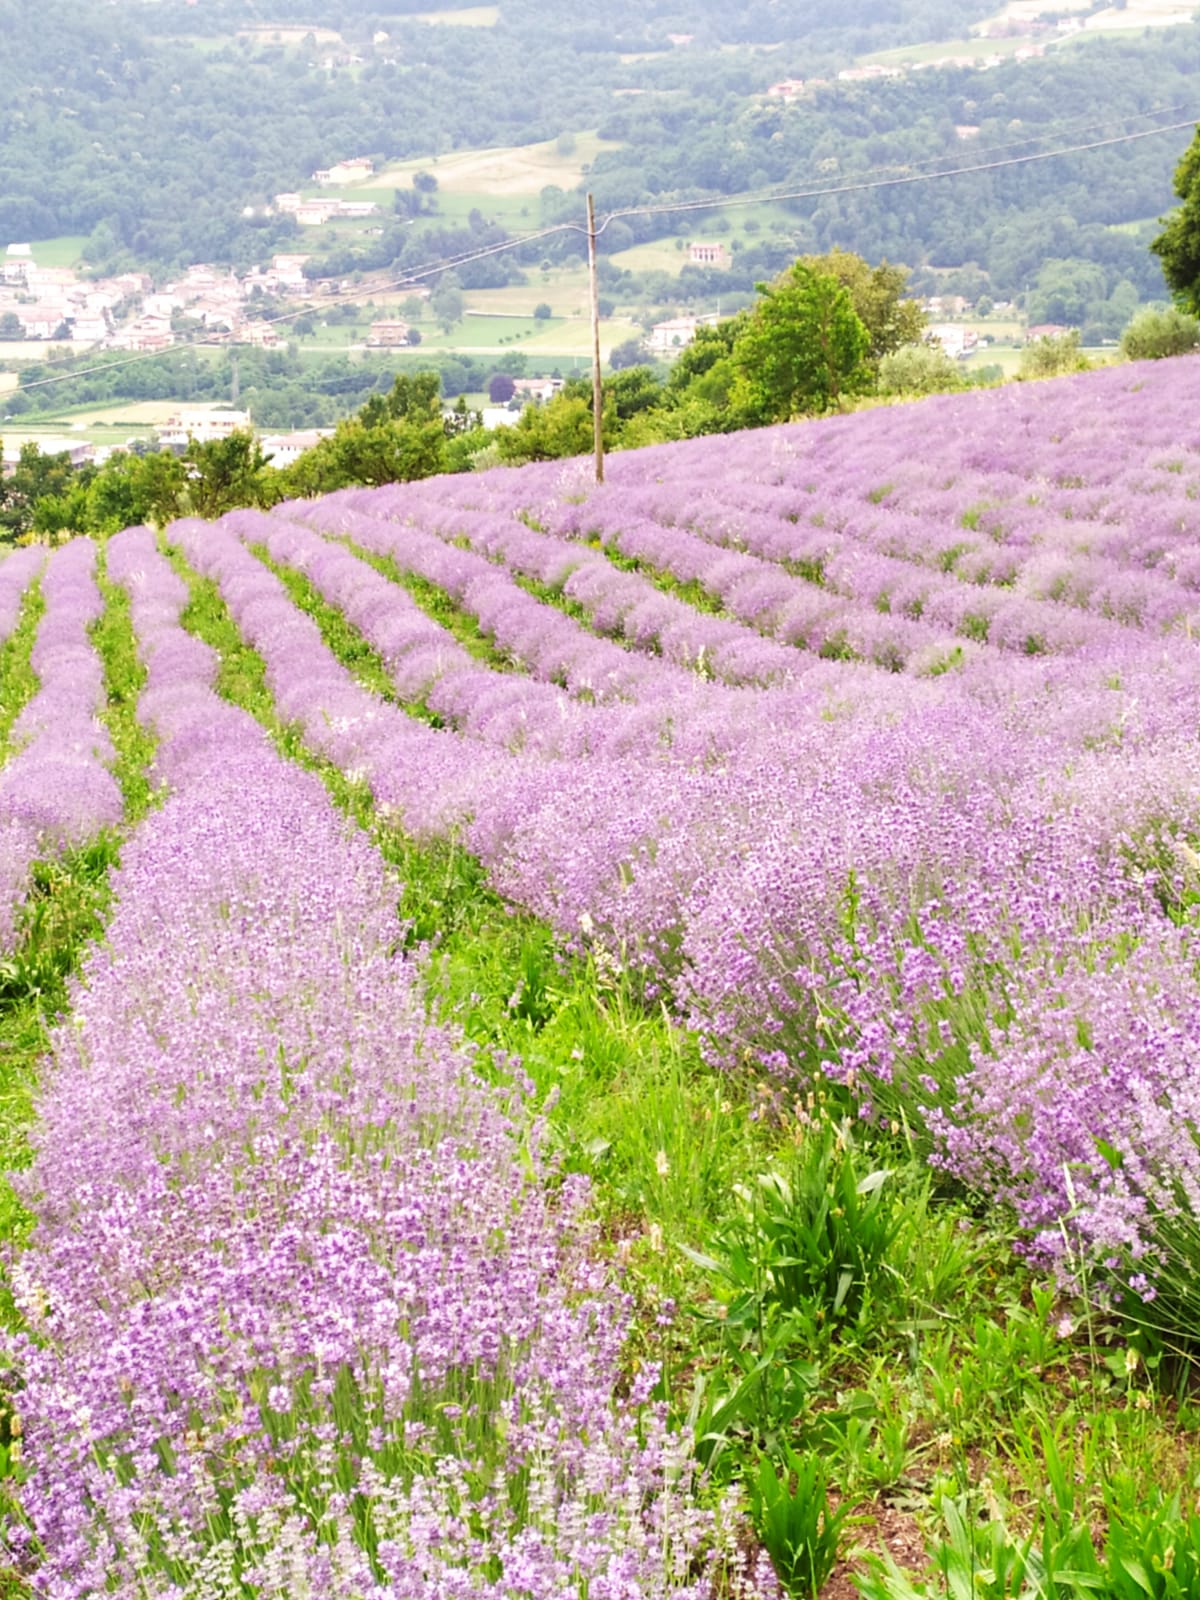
(655, 1149, 670, 1178)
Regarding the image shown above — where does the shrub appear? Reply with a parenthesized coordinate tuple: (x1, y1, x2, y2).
(877, 342, 965, 397)
(1018, 330, 1090, 380)
(1119, 305, 1200, 361)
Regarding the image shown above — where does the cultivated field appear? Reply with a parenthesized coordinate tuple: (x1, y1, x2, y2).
(410, 4, 500, 23)
(362, 132, 619, 198)
(4, 360, 1200, 1595)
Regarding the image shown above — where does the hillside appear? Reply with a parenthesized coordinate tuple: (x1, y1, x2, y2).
(4, 361, 1200, 1593)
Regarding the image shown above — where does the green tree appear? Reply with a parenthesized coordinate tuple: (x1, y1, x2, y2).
(609, 335, 646, 371)
(799, 249, 925, 365)
(730, 265, 871, 423)
(0, 443, 90, 541)
(603, 365, 664, 421)
(493, 392, 597, 465)
(30, 446, 189, 538)
(1026, 258, 1107, 328)
(430, 271, 465, 333)
(182, 431, 277, 519)
(877, 342, 965, 397)
(1152, 130, 1200, 314)
(0, 312, 23, 340)
(281, 371, 449, 494)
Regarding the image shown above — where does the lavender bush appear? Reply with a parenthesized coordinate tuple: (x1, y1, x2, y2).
(4, 525, 767, 1599)
(264, 358, 1200, 1307)
(0, 541, 122, 951)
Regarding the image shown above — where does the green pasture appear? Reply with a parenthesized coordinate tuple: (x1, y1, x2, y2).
(363, 132, 619, 199)
(28, 235, 88, 269)
(416, 311, 607, 359)
(458, 268, 596, 318)
(409, 5, 500, 24)
(858, 33, 1040, 66)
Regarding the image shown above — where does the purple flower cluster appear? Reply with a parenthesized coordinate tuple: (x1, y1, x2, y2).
(8, 525, 763, 1599)
(0, 547, 44, 648)
(0, 541, 122, 950)
(307, 485, 803, 687)
(252, 358, 1200, 1289)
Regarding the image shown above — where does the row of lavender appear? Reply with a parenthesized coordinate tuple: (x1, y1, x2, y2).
(231, 359, 1200, 1302)
(0, 543, 122, 951)
(7, 527, 761, 1598)
(354, 358, 1200, 671)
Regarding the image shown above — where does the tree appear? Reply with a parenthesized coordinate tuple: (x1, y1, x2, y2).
(730, 265, 871, 423)
(493, 393, 596, 465)
(603, 366, 664, 421)
(877, 342, 965, 397)
(533, 302, 552, 320)
(798, 249, 924, 365)
(430, 271, 465, 333)
(1153, 130, 1200, 314)
(360, 370, 441, 427)
(489, 373, 516, 402)
(182, 431, 276, 519)
(0, 442, 94, 541)
(609, 336, 645, 371)
(0, 312, 23, 340)
(1119, 306, 1200, 361)
(413, 170, 439, 194)
(1026, 258, 1106, 328)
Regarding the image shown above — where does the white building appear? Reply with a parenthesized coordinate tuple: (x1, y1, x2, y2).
(157, 409, 252, 448)
(259, 429, 332, 467)
(927, 325, 979, 360)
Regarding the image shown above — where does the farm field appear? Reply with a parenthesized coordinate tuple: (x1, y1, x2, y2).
(409, 4, 500, 24)
(5, 361, 1200, 1594)
(15, 237, 87, 270)
(362, 132, 619, 200)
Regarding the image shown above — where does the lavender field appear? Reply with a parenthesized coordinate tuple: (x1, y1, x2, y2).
(4, 357, 1200, 1595)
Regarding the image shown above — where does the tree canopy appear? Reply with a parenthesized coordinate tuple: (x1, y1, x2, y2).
(1152, 128, 1200, 316)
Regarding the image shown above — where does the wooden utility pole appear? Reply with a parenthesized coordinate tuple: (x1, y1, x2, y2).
(586, 192, 604, 484)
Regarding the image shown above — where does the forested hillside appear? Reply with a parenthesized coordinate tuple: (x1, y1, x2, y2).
(0, 0, 1190, 307)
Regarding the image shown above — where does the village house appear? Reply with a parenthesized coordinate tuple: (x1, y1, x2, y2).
(688, 242, 729, 268)
(295, 201, 339, 226)
(157, 408, 252, 449)
(70, 314, 111, 345)
(2, 437, 95, 470)
(259, 429, 332, 467)
(312, 158, 375, 186)
(112, 314, 176, 352)
(367, 319, 412, 346)
(270, 254, 311, 291)
(766, 78, 806, 100)
(645, 314, 719, 354)
(511, 377, 564, 403)
(927, 324, 979, 359)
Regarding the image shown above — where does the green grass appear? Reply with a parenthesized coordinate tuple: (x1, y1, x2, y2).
(0, 579, 44, 761)
(92, 545, 160, 822)
(335, 535, 519, 676)
(23, 235, 88, 270)
(410, 5, 500, 25)
(367, 131, 618, 198)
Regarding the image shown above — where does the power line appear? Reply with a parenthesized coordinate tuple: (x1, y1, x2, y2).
(6, 111, 1194, 400)
(596, 116, 1197, 231)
